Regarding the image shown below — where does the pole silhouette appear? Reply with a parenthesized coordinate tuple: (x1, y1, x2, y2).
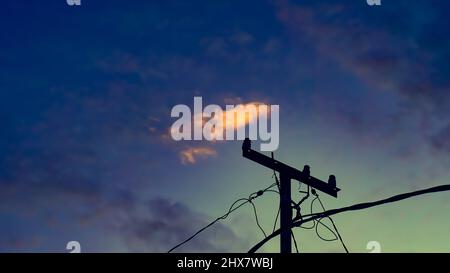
(242, 138, 340, 253)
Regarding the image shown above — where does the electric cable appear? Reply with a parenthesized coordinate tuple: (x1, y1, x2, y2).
(168, 183, 277, 253)
(248, 199, 267, 238)
(310, 194, 339, 241)
(291, 231, 299, 253)
(316, 194, 349, 253)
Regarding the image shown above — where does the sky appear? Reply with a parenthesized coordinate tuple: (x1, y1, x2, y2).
(0, 0, 449, 252)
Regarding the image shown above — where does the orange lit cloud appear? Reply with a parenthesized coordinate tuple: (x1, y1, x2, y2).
(170, 98, 274, 164)
(194, 101, 266, 140)
(180, 146, 218, 164)
(169, 100, 269, 141)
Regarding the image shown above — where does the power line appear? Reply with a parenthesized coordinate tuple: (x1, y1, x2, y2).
(270, 152, 281, 235)
(270, 152, 316, 252)
(291, 231, 299, 253)
(310, 194, 339, 242)
(243, 138, 341, 253)
(315, 194, 349, 253)
(249, 199, 267, 237)
(272, 206, 280, 233)
(271, 172, 281, 233)
(168, 182, 277, 253)
(248, 184, 450, 253)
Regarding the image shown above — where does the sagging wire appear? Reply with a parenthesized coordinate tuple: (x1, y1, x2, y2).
(248, 197, 267, 238)
(271, 152, 281, 233)
(312, 190, 349, 253)
(168, 182, 277, 253)
(291, 231, 299, 253)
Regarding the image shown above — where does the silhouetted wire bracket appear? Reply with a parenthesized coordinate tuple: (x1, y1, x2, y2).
(242, 138, 340, 197)
(242, 138, 341, 253)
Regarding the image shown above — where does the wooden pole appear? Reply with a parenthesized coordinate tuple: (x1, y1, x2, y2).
(279, 172, 292, 253)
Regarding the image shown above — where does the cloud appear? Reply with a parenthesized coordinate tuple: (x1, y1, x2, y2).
(109, 198, 249, 252)
(275, 0, 450, 153)
(194, 100, 265, 140)
(0, 180, 249, 252)
(200, 31, 254, 61)
(169, 98, 266, 133)
(169, 98, 272, 164)
(0, 236, 41, 251)
(431, 124, 450, 154)
(180, 146, 217, 165)
(65, 191, 250, 252)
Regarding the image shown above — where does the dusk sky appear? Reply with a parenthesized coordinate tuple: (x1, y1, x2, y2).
(1, 0, 450, 252)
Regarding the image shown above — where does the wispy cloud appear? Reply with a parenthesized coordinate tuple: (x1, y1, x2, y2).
(180, 146, 217, 165)
(111, 198, 249, 252)
(168, 98, 272, 164)
(275, 0, 450, 155)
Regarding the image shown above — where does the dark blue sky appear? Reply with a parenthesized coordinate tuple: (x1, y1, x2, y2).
(0, 0, 450, 252)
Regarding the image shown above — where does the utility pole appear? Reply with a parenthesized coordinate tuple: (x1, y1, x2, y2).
(279, 172, 292, 253)
(169, 138, 450, 254)
(242, 138, 340, 253)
